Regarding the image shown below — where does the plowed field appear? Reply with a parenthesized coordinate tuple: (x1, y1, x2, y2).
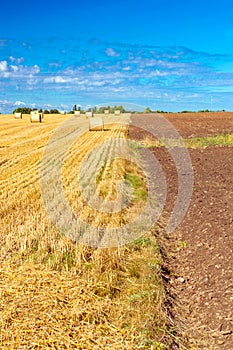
(129, 112, 233, 349)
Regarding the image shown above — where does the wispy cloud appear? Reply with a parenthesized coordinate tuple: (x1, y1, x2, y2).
(0, 60, 40, 79)
(0, 60, 7, 72)
(13, 100, 26, 106)
(0, 38, 232, 112)
(105, 48, 120, 57)
(9, 56, 24, 63)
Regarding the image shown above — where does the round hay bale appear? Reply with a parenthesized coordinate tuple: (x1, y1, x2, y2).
(86, 111, 93, 118)
(30, 112, 43, 123)
(14, 112, 22, 119)
(89, 117, 104, 131)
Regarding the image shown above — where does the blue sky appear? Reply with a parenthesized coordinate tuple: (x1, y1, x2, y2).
(1, 0, 233, 112)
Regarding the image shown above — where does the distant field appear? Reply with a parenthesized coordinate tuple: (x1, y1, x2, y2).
(165, 111, 233, 137)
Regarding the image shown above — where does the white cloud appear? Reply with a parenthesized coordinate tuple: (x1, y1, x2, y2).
(33, 65, 40, 74)
(44, 76, 73, 83)
(122, 66, 131, 71)
(0, 99, 10, 104)
(149, 70, 169, 77)
(22, 42, 32, 50)
(13, 101, 26, 106)
(0, 61, 40, 80)
(10, 65, 19, 72)
(0, 61, 8, 72)
(142, 59, 157, 67)
(9, 56, 24, 63)
(48, 62, 61, 68)
(106, 48, 120, 57)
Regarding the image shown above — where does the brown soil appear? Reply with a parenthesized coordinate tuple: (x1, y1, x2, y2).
(164, 112, 233, 138)
(129, 113, 233, 349)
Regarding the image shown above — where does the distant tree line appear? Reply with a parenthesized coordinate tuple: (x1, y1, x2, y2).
(43, 109, 60, 114)
(12, 106, 227, 115)
(13, 105, 127, 115)
(70, 105, 126, 114)
(13, 107, 35, 114)
(143, 107, 169, 113)
(13, 107, 60, 114)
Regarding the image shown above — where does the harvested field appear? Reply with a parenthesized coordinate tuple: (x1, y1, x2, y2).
(129, 112, 233, 349)
(0, 114, 176, 349)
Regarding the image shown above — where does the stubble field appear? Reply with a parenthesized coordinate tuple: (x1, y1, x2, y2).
(0, 113, 172, 349)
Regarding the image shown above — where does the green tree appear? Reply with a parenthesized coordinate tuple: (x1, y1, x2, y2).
(118, 105, 125, 113)
(98, 106, 106, 113)
(144, 107, 152, 113)
(13, 107, 32, 114)
(49, 109, 59, 114)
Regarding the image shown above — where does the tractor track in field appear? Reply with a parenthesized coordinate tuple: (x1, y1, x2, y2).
(129, 113, 233, 349)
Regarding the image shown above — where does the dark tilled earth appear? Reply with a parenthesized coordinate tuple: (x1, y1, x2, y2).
(129, 113, 233, 349)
